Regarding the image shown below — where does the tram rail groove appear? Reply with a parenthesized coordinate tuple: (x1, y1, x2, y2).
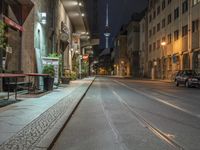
(112, 81, 185, 150)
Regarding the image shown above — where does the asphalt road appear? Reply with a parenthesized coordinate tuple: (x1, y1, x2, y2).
(52, 77, 200, 150)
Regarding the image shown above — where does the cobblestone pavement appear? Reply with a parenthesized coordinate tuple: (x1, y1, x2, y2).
(0, 78, 94, 150)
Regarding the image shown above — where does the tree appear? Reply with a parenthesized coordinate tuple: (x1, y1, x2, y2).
(0, 20, 6, 72)
(0, 20, 6, 49)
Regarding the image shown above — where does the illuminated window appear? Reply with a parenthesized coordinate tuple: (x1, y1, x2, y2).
(167, 34, 172, 44)
(174, 30, 179, 41)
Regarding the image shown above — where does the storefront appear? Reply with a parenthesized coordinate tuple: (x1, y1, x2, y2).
(193, 50, 200, 73)
(0, 0, 33, 72)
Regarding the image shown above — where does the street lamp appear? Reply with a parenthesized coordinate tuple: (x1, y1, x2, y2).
(161, 41, 166, 79)
(161, 41, 166, 46)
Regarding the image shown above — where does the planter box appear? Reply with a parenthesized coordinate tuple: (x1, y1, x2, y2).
(61, 77, 70, 84)
(43, 77, 54, 91)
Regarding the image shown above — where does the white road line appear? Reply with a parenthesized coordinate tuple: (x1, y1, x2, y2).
(114, 80, 200, 119)
(112, 90, 184, 150)
(98, 81, 127, 150)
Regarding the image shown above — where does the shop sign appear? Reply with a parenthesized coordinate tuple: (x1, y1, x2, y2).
(83, 55, 89, 60)
(198, 53, 200, 59)
(6, 46, 12, 53)
(3, 16, 23, 31)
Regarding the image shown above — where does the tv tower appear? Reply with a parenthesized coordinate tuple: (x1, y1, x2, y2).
(104, 1, 111, 49)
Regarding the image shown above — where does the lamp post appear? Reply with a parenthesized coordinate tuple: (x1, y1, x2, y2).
(161, 41, 166, 79)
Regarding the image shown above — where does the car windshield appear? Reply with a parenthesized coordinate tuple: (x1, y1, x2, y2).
(185, 70, 197, 76)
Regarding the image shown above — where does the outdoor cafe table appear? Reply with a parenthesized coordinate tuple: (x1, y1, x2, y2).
(0, 73, 26, 100)
(25, 73, 49, 93)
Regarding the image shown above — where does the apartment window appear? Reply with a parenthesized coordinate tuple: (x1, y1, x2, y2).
(157, 40, 161, 49)
(162, 18, 166, 28)
(153, 26, 156, 35)
(192, 20, 199, 32)
(157, 6, 160, 15)
(174, 30, 179, 41)
(182, 0, 188, 14)
(162, 36, 166, 42)
(153, 11, 156, 19)
(153, 42, 156, 50)
(149, 14, 152, 23)
(162, 0, 166, 10)
(157, 23, 160, 32)
(193, 0, 200, 5)
(174, 7, 179, 20)
(167, 34, 172, 44)
(149, 44, 152, 53)
(168, 0, 172, 4)
(182, 25, 188, 36)
(168, 14, 172, 24)
(149, 29, 152, 37)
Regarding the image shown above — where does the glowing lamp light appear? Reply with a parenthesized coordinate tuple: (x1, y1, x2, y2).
(79, 2, 82, 6)
(161, 41, 166, 46)
(81, 13, 85, 17)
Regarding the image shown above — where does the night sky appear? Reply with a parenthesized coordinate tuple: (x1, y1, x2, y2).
(98, 0, 148, 49)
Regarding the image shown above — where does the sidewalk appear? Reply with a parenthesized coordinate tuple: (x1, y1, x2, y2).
(0, 77, 95, 150)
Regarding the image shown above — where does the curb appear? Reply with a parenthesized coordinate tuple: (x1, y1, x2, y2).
(45, 77, 96, 150)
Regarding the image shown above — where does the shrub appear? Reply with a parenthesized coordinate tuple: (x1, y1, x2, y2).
(42, 64, 55, 78)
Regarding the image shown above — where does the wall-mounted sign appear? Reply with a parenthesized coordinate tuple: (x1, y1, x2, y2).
(6, 46, 12, 54)
(3, 16, 23, 31)
(83, 55, 89, 60)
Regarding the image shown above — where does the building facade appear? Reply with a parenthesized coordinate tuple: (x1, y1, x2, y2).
(113, 27, 130, 77)
(139, 11, 148, 78)
(147, 0, 200, 80)
(0, 0, 88, 77)
(127, 14, 142, 78)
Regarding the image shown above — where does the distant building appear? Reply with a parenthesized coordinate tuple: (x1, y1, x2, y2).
(113, 26, 130, 77)
(127, 12, 144, 78)
(139, 10, 148, 78)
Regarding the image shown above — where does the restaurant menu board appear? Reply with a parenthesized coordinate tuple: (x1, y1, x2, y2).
(42, 57, 59, 84)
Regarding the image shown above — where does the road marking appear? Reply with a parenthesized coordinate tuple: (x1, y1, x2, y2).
(112, 90, 184, 150)
(113, 80, 200, 119)
(98, 82, 128, 150)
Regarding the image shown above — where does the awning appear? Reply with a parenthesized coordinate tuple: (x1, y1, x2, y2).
(4, 0, 34, 25)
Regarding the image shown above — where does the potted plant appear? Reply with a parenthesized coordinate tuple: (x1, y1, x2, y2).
(61, 69, 71, 84)
(42, 64, 55, 91)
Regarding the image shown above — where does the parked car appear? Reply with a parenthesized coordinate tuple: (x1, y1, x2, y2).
(175, 70, 200, 88)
